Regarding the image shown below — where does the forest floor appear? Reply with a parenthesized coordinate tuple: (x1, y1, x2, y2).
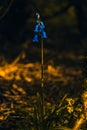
(0, 37, 86, 129)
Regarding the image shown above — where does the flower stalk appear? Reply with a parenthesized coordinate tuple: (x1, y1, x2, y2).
(41, 36, 44, 88)
(40, 36, 44, 125)
(33, 13, 47, 130)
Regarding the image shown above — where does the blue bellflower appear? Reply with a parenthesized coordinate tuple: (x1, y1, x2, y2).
(42, 31, 47, 38)
(33, 13, 47, 42)
(32, 34, 38, 42)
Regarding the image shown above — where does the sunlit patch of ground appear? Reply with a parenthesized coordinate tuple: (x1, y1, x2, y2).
(0, 49, 82, 103)
(0, 45, 84, 129)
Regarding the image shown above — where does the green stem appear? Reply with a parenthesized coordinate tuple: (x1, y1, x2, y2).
(36, 37, 45, 130)
(41, 37, 44, 88)
(40, 37, 45, 129)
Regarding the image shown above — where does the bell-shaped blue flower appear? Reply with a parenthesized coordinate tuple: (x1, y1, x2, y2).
(34, 25, 39, 32)
(40, 21, 45, 29)
(42, 31, 47, 38)
(32, 34, 38, 42)
(33, 13, 47, 42)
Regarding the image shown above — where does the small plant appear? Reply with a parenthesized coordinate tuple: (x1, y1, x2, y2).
(32, 13, 70, 130)
(32, 12, 47, 130)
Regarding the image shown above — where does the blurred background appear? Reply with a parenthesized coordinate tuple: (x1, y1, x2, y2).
(0, 0, 87, 50)
(0, 0, 87, 102)
(0, 0, 87, 107)
(0, 0, 87, 129)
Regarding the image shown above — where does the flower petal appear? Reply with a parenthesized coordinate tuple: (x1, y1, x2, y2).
(32, 35, 39, 42)
(40, 21, 45, 29)
(42, 31, 47, 38)
(34, 25, 39, 32)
